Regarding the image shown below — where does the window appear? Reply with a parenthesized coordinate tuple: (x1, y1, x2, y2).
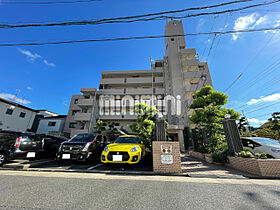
(48, 121, 56, 127)
(6, 108, 13, 115)
(74, 99, 79, 104)
(115, 123, 120, 126)
(171, 38, 174, 41)
(199, 66, 205, 71)
(155, 62, 163, 67)
(69, 123, 77, 128)
(19, 112, 26, 118)
(72, 110, 79, 116)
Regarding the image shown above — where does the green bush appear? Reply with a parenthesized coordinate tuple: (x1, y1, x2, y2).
(235, 150, 267, 159)
(211, 142, 230, 163)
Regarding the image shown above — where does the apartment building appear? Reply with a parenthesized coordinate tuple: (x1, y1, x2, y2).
(64, 20, 212, 151)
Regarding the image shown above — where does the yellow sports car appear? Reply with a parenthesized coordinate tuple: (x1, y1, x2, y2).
(101, 135, 146, 164)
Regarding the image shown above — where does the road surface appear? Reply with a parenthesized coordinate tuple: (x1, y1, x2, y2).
(0, 170, 279, 209)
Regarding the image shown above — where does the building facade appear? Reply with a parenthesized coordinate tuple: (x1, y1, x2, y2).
(29, 110, 59, 133)
(0, 98, 38, 132)
(64, 20, 213, 151)
(37, 115, 66, 135)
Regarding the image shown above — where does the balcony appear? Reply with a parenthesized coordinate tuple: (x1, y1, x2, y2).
(102, 89, 124, 95)
(77, 99, 93, 107)
(183, 71, 201, 79)
(181, 59, 199, 66)
(185, 84, 198, 92)
(74, 113, 91, 121)
(100, 78, 125, 85)
(125, 88, 165, 95)
(180, 48, 196, 54)
(99, 113, 137, 120)
(126, 77, 164, 85)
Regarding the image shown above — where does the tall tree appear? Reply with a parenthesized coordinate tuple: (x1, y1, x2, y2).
(130, 103, 158, 148)
(237, 116, 251, 137)
(268, 112, 280, 139)
(189, 86, 240, 152)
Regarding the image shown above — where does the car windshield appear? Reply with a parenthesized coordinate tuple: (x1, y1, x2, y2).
(69, 134, 96, 143)
(20, 134, 36, 142)
(253, 138, 280, 146)
(114, 137, 139, 144)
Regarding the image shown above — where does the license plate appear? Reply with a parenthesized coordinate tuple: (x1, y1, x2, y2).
(62, 154, 71, 159)
(26, 152, 36, 158)
(113, 155, 122, 161)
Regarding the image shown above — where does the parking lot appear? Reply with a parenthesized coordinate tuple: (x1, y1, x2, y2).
(1, 152, 153, 173)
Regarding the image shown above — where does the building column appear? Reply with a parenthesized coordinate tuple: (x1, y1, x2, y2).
(178, 129, 185, 152)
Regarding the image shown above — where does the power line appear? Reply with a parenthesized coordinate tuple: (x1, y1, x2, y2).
(0, 0, 278, 29)
(245, 101, 280, 114)
(0, 0, 102, 4)
(0, 26, 280, 47)
(202, 16, 217, 59)
(211, 13, 230, 65)
(223, 32, 276, 93)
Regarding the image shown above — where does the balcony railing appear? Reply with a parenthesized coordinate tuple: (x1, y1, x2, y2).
(181, 59, 199, 66)
(77, 99, 93, 107)
(74, 113, 91, 121)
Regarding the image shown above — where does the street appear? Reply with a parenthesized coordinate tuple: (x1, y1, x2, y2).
(0, 171, 280, 210)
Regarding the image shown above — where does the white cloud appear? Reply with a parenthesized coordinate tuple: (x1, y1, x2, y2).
(248, 118, 267, 124)
(18, 48, 41, 62)
(0, 93, 31, 105)
(43, 59, 55, 67)
(254, 16, 268, 27)
(232, 13, 264, 40)
(27, 86, 32, 90)
(18, 48, 55, 67)
(247, 93, 280, 105)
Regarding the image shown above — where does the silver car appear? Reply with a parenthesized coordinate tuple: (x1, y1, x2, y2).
(241, 137, 280, 159)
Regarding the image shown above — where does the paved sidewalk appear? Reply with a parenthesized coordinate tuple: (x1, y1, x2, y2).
(181, 153, 251, 178)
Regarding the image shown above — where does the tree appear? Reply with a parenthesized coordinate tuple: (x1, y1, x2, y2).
(129, 103, 158, 148)
(254, 112, 280, 140)
(189, 86, 240, 152)
(94, 120, 107, 134)
(237, 116, 251, 137)
(268, 112, 280, 139)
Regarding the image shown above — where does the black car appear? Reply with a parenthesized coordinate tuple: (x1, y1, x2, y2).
(0, 130, 22, 166)
(15, 133, 67, 159)
(56, 133, 110, 162)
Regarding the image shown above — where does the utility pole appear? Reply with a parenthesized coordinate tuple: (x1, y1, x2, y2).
(150, 56, 154, 106)
(88, 91, 97, 133)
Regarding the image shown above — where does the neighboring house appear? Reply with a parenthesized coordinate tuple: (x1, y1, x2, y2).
(29, 110, 59, 133)
(64, 20, 213, 151)
(0, 97, 38, 132)
(37, 115, 66, 135)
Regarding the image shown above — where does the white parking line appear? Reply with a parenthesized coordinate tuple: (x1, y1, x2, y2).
(87, 163, 103, 170)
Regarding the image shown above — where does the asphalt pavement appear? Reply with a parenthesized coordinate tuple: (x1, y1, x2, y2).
(0, 170, 280, 210)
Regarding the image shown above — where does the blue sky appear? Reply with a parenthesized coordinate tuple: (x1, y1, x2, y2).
(0, 0, 280, 127)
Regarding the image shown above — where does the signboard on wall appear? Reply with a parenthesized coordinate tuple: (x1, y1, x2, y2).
(161, 155, 173, 164)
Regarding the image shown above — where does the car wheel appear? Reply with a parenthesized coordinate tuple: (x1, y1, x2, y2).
(0, 152, 7, 166)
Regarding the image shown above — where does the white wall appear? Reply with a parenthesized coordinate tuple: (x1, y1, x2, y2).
(0, 101, 37, 132)
(37, 118, 65, 134)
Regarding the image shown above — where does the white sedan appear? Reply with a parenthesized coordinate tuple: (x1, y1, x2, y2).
(241, 137, 280, 159)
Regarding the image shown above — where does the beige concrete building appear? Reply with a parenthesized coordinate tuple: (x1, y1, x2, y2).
(64, 20, 212, 151)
